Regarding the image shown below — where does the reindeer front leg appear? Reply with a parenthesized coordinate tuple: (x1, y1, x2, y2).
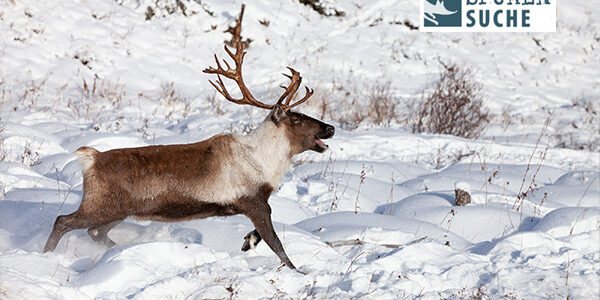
(238, 184, 296, 270)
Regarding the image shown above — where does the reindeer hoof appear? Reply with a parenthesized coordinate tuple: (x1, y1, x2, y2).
(241, 229, 262, 252)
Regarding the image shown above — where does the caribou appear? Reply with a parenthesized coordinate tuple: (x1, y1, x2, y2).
(43, 5, 334, 271)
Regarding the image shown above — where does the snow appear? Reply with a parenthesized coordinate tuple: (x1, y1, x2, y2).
(1, 0, 599, 299)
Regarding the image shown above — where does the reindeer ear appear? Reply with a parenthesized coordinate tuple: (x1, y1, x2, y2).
(271, 105, 287, 124)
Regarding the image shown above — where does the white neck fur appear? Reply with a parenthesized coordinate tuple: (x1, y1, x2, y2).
(237, 117, 292, 188)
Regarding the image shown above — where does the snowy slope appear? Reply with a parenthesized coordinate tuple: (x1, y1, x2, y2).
(1, 0, 599, 299)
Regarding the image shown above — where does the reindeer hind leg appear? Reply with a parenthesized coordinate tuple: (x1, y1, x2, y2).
(88, 219, 124, 248)
(43, 211, 101, 253)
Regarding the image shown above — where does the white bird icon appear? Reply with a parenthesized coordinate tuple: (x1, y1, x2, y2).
(424, 0, 457, 25)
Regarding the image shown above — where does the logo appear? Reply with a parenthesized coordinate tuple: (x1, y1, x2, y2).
(424, 0, 461, 27)
(420, 0, 556, 32)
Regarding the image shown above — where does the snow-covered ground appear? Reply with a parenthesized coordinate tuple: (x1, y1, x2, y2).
(1, 0, 599, 299)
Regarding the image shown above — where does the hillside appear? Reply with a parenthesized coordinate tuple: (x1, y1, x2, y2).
(0, 0, 598, 299)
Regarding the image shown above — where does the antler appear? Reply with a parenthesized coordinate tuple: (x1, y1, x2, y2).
(202, 5, 273, 109)
(203, 44, 275, 109)
(276, 67, 314, 110)
(203, 4, 314, 111)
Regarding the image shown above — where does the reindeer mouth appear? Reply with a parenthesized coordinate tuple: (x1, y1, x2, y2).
(314, 138, 329, 152)
(314, 127, 334, 153)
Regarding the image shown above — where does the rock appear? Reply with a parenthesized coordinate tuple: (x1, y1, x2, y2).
(454, 188, 471, 206)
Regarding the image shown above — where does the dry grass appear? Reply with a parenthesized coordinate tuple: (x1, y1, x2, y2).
(0, 122, 40, 168)
(354, 165, 366, 214)
(136, 0, 216, 20)
(155, 82, 191, 122)
(0, 121, 6, 163)
(14, 77, 49, 110)
(512, 115, 551, 213)
(314, 80, 363, 130)
(205, 92, 223, 115)
(327, 77, 402, 130)
(19, 142, 40, 167)
(553, 97, 599, 151)
(82, 78, 125, 109)
(367, 80, 400, 126)
(66, 78, 127, 123)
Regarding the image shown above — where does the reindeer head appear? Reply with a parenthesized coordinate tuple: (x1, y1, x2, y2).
(270, 106, 334, 154)
(203, 4, 334, 155)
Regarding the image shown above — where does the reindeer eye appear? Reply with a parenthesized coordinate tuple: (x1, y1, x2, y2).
(291, 118, 301, 125)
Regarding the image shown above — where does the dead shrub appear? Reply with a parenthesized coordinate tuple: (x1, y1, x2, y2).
(321, 75, 364, 130)
(333, 98, 366, 131)
(552, 97, 599, 151)
(299, 0, 345, 17)
(367, 80, 399, 126)
(412, 63, 489, 139)
(298, 87, 331, 121)
(330, 78, 401, 130)
(114, 0, 216, 20)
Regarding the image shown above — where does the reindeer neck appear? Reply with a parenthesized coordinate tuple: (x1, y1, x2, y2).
(237, 119, 293, 188)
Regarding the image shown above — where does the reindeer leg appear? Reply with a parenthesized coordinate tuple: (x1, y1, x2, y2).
(238, 184, 296, 270)
(88, 219, 123, 247)
(43, 211, 105, 253)
(244, 204, 296, 270)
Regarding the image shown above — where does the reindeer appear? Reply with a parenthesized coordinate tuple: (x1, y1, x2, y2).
(42, 5, 334, 271)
